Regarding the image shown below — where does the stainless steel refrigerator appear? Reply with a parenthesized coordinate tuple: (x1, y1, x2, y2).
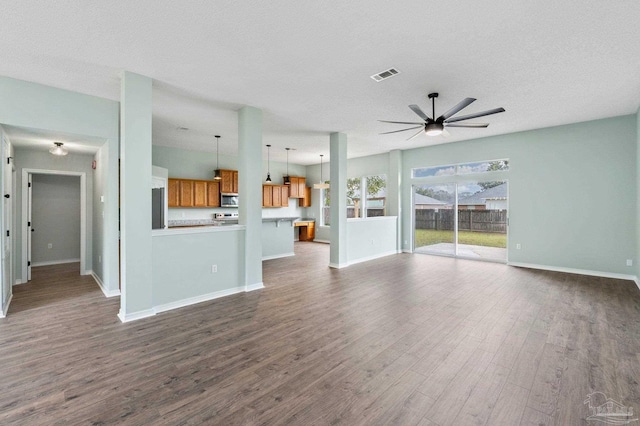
(152, 188, 165, 229)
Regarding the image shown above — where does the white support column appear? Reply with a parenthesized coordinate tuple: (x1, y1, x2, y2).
(329, 132, 348, 268)
(118, 71, 154, 322)
(238, 106, 264, 290)
(388, 149, 402, 252)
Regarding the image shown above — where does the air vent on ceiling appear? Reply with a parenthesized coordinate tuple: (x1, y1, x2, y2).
(370, 68, 400, 82)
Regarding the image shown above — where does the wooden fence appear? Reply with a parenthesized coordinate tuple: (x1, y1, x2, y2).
(415, 209, 507, 233)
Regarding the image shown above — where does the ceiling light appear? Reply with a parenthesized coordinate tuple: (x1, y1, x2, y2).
(425, 122, 444, 136)
(313, 154, 329, 189)
(213, 135, 222, 180)
(265, 144, 272, 183)
(49, 142, 68, 156)
(283, 148, 291, 185)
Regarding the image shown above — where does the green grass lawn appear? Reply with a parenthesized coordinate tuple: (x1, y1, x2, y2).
(415, 229, 507, 248)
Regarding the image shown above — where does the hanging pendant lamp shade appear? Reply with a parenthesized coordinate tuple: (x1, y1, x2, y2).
(49, 142, 68, 156)
(265, 144, 272, 183)
(283, 147, 291, 185)
(213, 135, 222, 180)
(314, 154, 330, 189)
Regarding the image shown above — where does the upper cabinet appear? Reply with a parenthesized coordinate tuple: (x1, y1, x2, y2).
(288, 176, 306, 198)
(168, 178, 220, 208)
(300, 186, 312, 208)
(263, 184, 290, 208)
(219, 169, 239, 194)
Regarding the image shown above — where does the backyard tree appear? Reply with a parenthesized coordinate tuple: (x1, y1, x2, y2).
(478, 160, 509, 190)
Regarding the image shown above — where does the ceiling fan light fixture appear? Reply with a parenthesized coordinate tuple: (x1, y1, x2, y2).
(425, 122, 444, 136)
(49, 142, 68, 156)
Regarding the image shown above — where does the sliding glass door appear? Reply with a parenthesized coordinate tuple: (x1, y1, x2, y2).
(413, 180, 508, 262)
(413, 184, 456, 256)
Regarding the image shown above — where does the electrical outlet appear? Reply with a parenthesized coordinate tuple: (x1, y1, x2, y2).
(627, 259, 633, 267)
(211, 265, 218, 273)
(47, 243, 53, 249)
(516, 243, 521, 250)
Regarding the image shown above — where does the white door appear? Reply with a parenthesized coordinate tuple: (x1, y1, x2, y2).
(27, 173, 32, 281)
(3, 144, 13, 291)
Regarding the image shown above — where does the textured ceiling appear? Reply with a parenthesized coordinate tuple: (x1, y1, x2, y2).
(0, 0, 639, 165)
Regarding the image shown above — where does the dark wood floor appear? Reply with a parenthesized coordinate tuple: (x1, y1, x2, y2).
(1, 244, 639, 425)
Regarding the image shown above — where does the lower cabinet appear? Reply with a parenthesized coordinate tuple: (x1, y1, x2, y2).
(297, 222, 315, 241)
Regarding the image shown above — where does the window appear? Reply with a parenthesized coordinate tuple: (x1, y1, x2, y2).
(412, 159, 508, 178)
(320, 174, 387, 225)
(321, 182, 330, 226)
(365, 175, 386, 217)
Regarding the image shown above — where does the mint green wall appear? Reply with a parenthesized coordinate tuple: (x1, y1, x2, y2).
(262, 222, 295, 259)
(0, 76, 119, 294)
(402, 115, 637, 276)
(119, 72, 153, 318)
(347, 217, 398, 264)
(152, 229, 245, 307)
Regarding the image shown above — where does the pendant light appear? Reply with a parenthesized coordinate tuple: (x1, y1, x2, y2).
(283, 147, 291, 185)
(265, 144, 272, 183)
(313, 154, 330, 189)
(49, 142, 68, 156)
(213, 135, 222, 180)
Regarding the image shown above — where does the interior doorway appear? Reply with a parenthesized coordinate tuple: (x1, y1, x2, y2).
(21, 169, 87, 282)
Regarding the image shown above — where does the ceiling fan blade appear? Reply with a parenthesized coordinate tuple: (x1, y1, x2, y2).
(437, 97, 476, 121)
(378, 120, 424, 125)
(445, 123, 489, 128)
(379, 126, 423, 135)
(408, 104, 431, 121)
(445, 107, 505, 123)
(406, 128, 425, 141)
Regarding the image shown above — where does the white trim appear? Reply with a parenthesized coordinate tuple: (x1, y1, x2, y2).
(329, 262, 349, 269)
(0, 293, 13, 318)
(31, 258, 80, 267)
(347, 250, 399, 266)
(14, 279, 23, 285)
(91, 271, 120, 298)
(246, 282, 264, 292)
(508, 262, 638, 282)
(152, 225, 246, 237)
(262, 253, 295, 261)
(402, 249, 412, 254)
(117, 309, 155, 323)
(21, 169, 87, 283)
(313, 239, 330, 244)
(635, 277, 640, 291)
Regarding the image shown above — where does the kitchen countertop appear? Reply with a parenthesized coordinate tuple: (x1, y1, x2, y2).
(166, 217, 313, 229)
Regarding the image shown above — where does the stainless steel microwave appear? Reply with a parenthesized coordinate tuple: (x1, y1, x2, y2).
(220, 193, 239, 208)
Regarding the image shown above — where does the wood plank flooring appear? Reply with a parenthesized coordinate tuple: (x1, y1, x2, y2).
(1, 244, 639, 425)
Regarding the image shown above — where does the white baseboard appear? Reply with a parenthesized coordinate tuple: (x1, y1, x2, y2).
(313, 239, 330, 244)
(634, 277, 639, 292)
(0, 293, 13, 318)
(402, 249, 412, 254)
(117, 308, 155, 323)
(329, 262, 349, 269)
(262, 253, 295, 261)
(246, 282, 265, 291)
(91, 272, 120, 298)
(14, 279, 23, 285)
(31, 258, 80, 267)
(508, 262, 638, 283)
(347, 250, 399, 267)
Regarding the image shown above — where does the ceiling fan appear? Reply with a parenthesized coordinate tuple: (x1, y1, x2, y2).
(380, 93, 505, 140)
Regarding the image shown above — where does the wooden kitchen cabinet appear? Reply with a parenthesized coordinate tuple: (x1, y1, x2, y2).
(219, 169, 239, 194)
(298, 221, 315, 241)
(280, 186, 289, 206)
(168, 178, 180, 207)
(168, 178, 220, 208)
(207, 181, 220, 207)
(289, 177, 299, 198)
(300, 186, 312, 207)
(193, 180, 207, 207)
(179, 180, 194, 207)
(262, 184, 291, 208)
(287, 176, 306, 199)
